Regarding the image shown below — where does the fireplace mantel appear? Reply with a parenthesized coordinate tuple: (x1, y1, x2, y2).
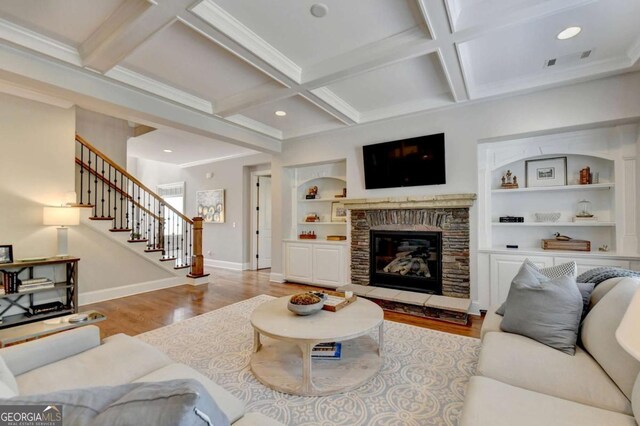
(343, 193, 477, 210)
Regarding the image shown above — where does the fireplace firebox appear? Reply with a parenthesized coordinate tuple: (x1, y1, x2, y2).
(370, 230, 442, 294)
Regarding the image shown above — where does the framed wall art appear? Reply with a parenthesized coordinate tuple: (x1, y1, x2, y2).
(331, 202, 347, 222)
(525, 157, 567, 188)
(196, 189, 225, 223)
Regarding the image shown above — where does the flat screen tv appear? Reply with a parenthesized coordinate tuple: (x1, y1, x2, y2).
(362, 133, 446, 189)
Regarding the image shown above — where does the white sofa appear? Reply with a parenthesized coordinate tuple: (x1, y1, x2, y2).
(0, 326, 282, 426)
(461, 277, 640, 425)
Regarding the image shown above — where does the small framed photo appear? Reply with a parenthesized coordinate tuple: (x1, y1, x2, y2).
(331, 202, 347, 222)
(0, 245, 13, 264)
(525, 157, 567, 188)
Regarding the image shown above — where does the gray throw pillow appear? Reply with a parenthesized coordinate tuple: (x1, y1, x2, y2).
(1, 379, 230, 426)
(577, 282, 596, 319)
(500, 263, 583, 355)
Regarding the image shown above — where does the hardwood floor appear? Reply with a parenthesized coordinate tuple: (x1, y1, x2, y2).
(84, 268, 483, 339)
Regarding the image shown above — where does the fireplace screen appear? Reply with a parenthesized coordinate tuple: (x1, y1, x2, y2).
(370, 230, 442, 294)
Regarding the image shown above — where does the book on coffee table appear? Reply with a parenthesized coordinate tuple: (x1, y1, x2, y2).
(322, 291, 357, 312)
(311, 342, 342, 359)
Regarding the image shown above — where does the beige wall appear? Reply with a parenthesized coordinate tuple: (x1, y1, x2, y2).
(76, 106, 131, 167)
(0, 93, 173, 298)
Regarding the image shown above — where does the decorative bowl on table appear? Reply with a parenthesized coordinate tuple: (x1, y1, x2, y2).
(535, 212, 561, 223)
(287, 292, 327, 316)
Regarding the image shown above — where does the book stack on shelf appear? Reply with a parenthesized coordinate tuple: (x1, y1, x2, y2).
(311, 342, 342, 359)
(18, 277, 55, 293)
(1, 272, 20, 295)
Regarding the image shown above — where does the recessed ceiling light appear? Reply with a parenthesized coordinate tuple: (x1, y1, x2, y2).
(163, 149, 173, 153)
(310, 3, 328, 18)
(557, 26, 582, 40)
(275, 110, 287, 117)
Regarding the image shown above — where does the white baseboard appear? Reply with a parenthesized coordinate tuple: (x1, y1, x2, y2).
(79, 277, 184, 306)
(204, 259, 247, 271)
(269, 272, 285, 283)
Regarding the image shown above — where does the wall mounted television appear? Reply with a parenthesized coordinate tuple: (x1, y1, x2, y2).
(362, 133, 446, 190)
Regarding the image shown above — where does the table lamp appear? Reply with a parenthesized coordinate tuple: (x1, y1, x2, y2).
(43, 206, 79, 257)
(616, 287, 640, 361)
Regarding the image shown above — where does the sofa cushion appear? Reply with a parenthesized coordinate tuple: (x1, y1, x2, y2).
(581, 278, 640, 400)
(460, 376, 637, 426)
(590, 277, 625, 308)
(133, 363, 246, 424)
(0, 356, 18, 396)
(500, 264, 583, 355)
(16, 334, 172, 395)
(480, 306, 503, 340)
(478, 331, 632, 414)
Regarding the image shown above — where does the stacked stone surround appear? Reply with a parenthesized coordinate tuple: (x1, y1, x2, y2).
(350, 207, 471, 298)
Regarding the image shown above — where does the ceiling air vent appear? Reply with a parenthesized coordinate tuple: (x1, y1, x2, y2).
(544, 49, 593, 68)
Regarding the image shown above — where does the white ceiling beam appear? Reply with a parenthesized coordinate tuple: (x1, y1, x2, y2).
(0, 42, 281, 153)
(215, 83, 295, 117)
(80, 0, 193, 73)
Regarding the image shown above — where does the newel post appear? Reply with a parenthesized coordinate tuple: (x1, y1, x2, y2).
(188, 217, 209, 278)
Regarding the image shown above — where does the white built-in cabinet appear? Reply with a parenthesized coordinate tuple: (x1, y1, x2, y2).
(283, 160, 350, 287)
(478, 124, 640, 307)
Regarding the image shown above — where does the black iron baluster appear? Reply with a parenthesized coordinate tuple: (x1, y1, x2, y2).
(87, 149, 92, 215)
(100, 158, 105, 217)
(107, 164, 112, 220)
(113, 170, 118, 229)
(125, 176, 130, 231)
(79, 143, 84, 205)
(94, 151, 98, 216)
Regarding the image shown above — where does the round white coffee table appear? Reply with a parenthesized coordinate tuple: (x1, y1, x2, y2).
(250, 296, 384, 396)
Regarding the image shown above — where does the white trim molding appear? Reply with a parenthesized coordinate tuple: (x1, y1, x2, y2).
(269, 272, 285, 283)
(204, 258, 248, 271)
(79, 277, 184, 305)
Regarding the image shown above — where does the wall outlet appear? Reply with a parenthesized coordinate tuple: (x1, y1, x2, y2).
(207, 250, 212, 256)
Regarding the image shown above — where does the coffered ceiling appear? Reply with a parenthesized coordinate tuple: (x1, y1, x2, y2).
(0, 0, 638, 151)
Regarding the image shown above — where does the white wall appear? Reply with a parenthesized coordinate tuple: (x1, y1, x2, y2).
(271, 71, 640, 308)
(76, 107, 132, 166)
(0, 93, 174, 298)
(133, 153, 271, 268)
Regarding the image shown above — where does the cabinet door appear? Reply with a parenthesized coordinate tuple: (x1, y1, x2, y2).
(285, 243, 313, 283)
(313, 244, 344, 287)
(490, 255, 553, 305)
(554, 257, 630, 277)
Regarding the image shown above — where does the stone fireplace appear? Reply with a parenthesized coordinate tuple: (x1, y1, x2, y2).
(345, 194, 476, 300)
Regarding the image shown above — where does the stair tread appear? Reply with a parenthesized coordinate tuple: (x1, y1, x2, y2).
(128, 239, 149, 243)
(89, 217, 114, 221)
(174, 264, 191, 270)
(109, 228, 132, 232)
(159, 257, 177, 262)
(144, 248, 164, 253)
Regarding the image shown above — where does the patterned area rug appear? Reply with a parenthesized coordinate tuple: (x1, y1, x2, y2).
(137, 295, 480, 426)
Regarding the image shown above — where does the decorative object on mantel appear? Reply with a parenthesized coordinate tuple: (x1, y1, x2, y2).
(599, 245, 609, 252)
(299, 231, 317, 240)
(525, 156, 567, 188)
(326, 235, 346, 241)
(542, 233, 590, 251)
(304, 213, 320, 222)
(500, 170, 519, 189)
(579, 166, 591, 185)
(306, 186, 319, 199)
(0, 245, 13, 264)
(535, 212, 561, 223)
(499, 216, 524, 223)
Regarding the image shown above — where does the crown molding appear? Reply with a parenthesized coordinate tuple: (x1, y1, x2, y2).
(105, 66, 214, 114)
(0, 18, 81, 66)
(190, 0, 302, 83)
(0, 80, 75, 109)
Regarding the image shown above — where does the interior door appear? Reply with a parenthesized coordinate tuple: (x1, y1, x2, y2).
(257, 176, 272, 269)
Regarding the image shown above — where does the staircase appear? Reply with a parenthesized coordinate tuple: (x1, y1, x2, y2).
(74, 134, 207, 279)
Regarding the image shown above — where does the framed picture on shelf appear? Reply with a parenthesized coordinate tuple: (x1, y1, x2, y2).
(0, 245, 13, 264)
(525, 157, 567, 188)
(331, 202, 347, 222)
(196, 189, 225, 223)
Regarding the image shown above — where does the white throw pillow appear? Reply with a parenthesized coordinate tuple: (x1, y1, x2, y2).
(524, 258, 577, 279)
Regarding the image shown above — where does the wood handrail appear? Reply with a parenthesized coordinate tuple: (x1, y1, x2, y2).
(76, 134, 193, 225)
(75, 158, 164, 222)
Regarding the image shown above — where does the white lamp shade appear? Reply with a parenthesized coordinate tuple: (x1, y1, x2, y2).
(616, 287, 640, 361)
(43, 206, 79, 226)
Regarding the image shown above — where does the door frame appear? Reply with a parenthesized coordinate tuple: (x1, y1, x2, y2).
(250, 170, 271, 270)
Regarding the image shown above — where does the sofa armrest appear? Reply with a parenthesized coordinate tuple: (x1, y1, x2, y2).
(0, 325, 101, 376)
(480, 305, 504, 340)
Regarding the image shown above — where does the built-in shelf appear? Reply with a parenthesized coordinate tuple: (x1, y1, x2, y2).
(283, 238, 348, 245)
(492, 222, 615, 227)
(298, 222, 347, 225)
(479, 246, 640, 259)
(299, 198, 351, 203)
(491, 183, 614, 194)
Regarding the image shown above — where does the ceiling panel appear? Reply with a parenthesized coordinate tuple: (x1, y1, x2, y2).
(236, 95, 345, 137)
(128, 128, 257, 166)
(325, 54, 452, 113)
(122, 21, 280, 102)
(0, 0, 125, 46)
(459, 0, 640, 88)
(209, 0, 427, 68)
(447, 0, 554, 32)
